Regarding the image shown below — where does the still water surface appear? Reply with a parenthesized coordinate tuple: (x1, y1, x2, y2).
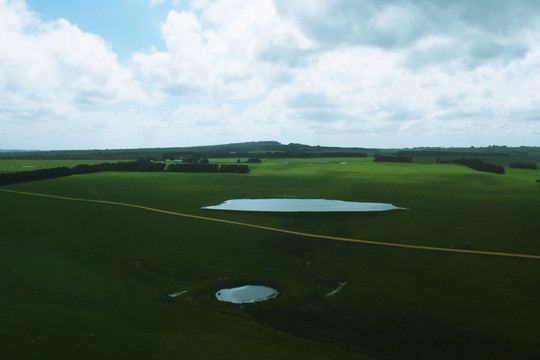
(216, 285, 279, 304)
(203, 199, 405, 212)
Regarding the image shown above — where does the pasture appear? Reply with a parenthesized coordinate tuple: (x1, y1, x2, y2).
(1, 158, 539, 359)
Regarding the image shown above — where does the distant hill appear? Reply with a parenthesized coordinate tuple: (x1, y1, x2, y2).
(0, 142, 539, 165)
(0, 149, 37, 153)
(0, 141, 370, 160)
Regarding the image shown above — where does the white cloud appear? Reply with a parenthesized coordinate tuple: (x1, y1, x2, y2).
(133, 0, 313, 100)
(0, 1, 146, 106)
(129, 0, 540, 147)
(2, 0, 540, 149)
(0, 0, 148, 149)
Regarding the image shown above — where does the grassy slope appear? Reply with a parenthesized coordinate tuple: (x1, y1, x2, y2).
(1, 158, 539, 359)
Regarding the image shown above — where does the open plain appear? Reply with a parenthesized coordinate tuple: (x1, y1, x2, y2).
(1, 157, 539, 360)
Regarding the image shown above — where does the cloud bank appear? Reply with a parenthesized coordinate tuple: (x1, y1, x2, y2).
(1, 0, 539, 149)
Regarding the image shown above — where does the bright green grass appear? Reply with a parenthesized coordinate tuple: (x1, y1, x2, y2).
(1, 158, 540, 359)
(0, 160, 127, 173)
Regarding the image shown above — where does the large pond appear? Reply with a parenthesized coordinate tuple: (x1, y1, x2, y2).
(203, 199, 405, 212)
(215, 285, 279, 304)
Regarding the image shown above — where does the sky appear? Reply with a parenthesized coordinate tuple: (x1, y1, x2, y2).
(1, 0, 539, 150)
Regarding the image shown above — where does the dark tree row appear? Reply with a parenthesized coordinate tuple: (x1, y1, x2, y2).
(438, 158, 505, 174)
(397, 150, 510, 157)
(0, 160, 166, 186)
(162, 152, 201, 162)
(162, 151, 367, 160)
(257, 151, 367, 158)
(0, 159, 252, 186)
(166, 163, 250, 174)
(373, 155, 413, 163)
(72, 160, 166, 174)
(0, 167, 72, 185)
(167, 163, 219, 173)
(509, 162, 538, 170)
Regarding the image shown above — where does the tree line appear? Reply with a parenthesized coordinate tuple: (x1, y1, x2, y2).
(0, 167, 72, 185)
(167, 163, 250, 173)
(509, 162, 538, 170)
(254, 151, 367, 158)
(71, 159, 166, 174)
(0, 160, 250, 186)
(437, 158, 505, 174)
(397, 150, 510, 157)
(162, 151, 367, 160)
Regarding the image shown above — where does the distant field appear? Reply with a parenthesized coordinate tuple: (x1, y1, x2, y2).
(0, 159, 127, 173)
(1, 158, 539, 360)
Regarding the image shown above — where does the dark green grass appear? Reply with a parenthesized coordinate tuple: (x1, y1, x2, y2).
(7, 158, 538, 253)
(0, 192, 368, 360)
(1, 158, 540, 359)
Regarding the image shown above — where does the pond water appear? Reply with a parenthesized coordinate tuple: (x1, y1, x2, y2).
(203, 199, 405, 212)
(167, 290, 189, 298)
(215, 285, 279, 304)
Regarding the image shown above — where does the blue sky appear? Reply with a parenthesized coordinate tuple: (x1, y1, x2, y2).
(26, 0, 174, 59)
(1, 0, 539, 150)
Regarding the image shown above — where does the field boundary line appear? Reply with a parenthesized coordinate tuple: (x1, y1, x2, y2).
(3, 188, 540, 260)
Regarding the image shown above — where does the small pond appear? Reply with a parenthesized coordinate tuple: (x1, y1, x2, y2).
(203, 199, 405, 212)
(215, 285, 279, 304)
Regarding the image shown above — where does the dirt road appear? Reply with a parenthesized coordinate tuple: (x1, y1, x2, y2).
(2, 188, 539, 260)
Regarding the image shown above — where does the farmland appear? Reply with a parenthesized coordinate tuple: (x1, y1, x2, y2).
(1, 156, 539, 359)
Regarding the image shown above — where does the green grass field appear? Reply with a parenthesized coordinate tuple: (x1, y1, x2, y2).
(1, 158, 539, 359)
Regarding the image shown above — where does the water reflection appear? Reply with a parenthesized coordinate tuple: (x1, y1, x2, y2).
(203, 199, 405, 212)
(216, 285, 279, 304)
